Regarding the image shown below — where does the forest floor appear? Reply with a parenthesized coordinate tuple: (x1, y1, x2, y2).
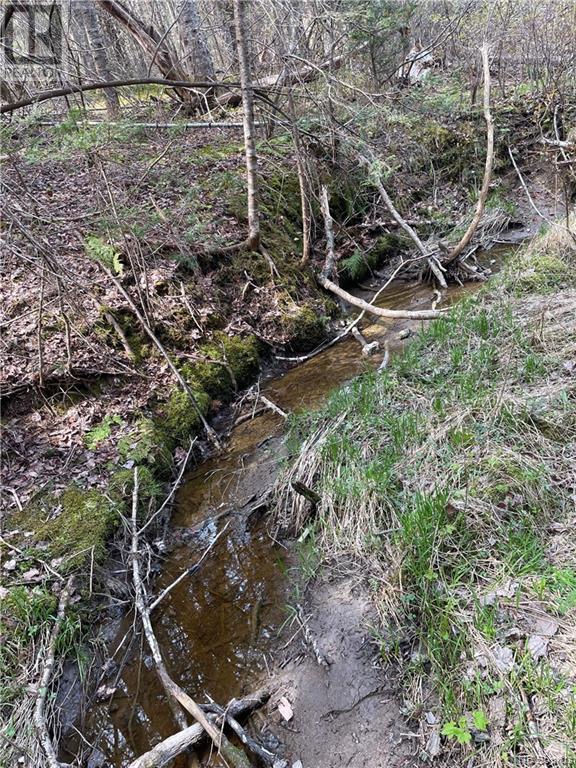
(1, 88, 574, 768)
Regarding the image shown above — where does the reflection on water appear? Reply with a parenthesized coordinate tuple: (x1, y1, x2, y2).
(70, 251, 510, 766)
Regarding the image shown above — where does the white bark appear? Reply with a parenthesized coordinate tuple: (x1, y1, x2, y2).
(233, 0, 260, 249)
(445, 43, 494, 263)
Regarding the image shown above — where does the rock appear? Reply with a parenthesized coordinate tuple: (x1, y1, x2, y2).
(531, 617, 559, 637)
(278, 696, 294, 722)
(3, 558, 17, 572)
(425, 729, 442, 758)
(397, 328, 412, 339)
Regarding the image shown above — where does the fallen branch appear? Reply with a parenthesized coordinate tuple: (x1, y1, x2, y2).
(351, 326, 379, 356)
(317, 184, 441, 318)
(128, 690, 271, 768)
(358, 153, 447, 288)
(33, 575, 75, 768)
(0, 77, 238, 114)
(130, 469, 250, 767)
(444, 43, 494, 263)
(149, 521, 230, 611)
(318, 276, 442, 319)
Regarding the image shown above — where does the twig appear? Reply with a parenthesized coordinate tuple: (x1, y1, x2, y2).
(33, 575, 75, 768)
(149, 521, 230, 611)
(138, 439, 196, 536)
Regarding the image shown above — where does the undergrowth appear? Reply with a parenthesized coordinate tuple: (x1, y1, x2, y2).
(276, 226, 576, 766)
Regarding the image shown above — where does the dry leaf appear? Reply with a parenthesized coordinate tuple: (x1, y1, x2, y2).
(278, 696, 294, 722)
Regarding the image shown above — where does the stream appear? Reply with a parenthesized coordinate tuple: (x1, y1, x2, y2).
(67, 249, 511, 767)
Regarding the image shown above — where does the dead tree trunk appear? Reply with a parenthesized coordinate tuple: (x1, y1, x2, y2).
(95, 0, 194, 105)
(233, 0, 260, 250)
(78, 2, 119, 116)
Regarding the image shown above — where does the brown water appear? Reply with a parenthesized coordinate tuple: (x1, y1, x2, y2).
(70, 254, 509, 767)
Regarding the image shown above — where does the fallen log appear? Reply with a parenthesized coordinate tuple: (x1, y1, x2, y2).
(351, 326, 379, 355)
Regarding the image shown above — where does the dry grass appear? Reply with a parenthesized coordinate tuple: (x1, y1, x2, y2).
(274, 227, 576, 765)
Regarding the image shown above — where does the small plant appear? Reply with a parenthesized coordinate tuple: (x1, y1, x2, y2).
(441, 717, 472, 745)
(84, 235, 124, 276)
(85, 414, 124, 450)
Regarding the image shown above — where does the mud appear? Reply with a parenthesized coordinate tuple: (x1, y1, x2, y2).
(268, 576, 416, 767)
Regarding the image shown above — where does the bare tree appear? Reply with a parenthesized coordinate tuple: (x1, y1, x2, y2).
(177, 0, 215, 80)
(233, 0, 260, 250)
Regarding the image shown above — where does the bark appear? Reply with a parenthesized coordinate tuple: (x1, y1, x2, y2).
(444, 43, 494, 263)
(0, 77, 235, 114)
(78, 2, 119, 116)
(177, 0, 215, 80)
(319, 185, 337, 281)
(318, 275, 442, 320)
(128, 691, 270, 768)
(95, 0, 193, 103)
(233, 0, 260, 250)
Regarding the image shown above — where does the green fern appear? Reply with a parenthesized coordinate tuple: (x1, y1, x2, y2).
(340, 248, 369, 281)
(85, 235, 124, 276)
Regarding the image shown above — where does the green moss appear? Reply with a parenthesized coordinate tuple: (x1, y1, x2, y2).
(163, 388, 210, 442)
(118, 417, 175, 476)
(420, 118, 480, 182)
(283, 304, 328, 352)
(109, 465, 162, 501)
(15, 488, 120, 568)
(181, 334, 261, 401)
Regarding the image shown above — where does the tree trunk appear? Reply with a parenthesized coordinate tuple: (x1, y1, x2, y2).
(78, 2, 119, 116)
(96, 0, 193, 105)
(233, 0, 260, 250)
(177, 0, 215, 80)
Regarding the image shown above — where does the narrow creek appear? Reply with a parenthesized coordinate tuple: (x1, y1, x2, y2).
(69, 249, 512, 767)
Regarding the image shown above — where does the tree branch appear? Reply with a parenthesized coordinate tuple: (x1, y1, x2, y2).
(444, 43, 494, 263)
